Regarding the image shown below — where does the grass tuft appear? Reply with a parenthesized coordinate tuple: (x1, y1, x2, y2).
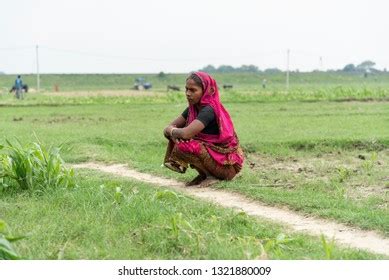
(0, 219, 24, 260)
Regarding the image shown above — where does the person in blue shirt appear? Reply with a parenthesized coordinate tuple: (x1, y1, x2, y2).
(14, 75, 23, 99)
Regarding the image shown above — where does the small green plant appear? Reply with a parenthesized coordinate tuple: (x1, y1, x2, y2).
(263, 233, 293, 257)
(153, 190, 180, 205)
(114, 186, 124, 204)
(0, 220, 24, 260)
(336, 166, 352, 183)
(168, 213, 202, 253)
(0, 138, 76, 192)
(328, 179, 346, 197)
(321, 235, 335, 260)
(362, 152, 378, 174)
(169, 213, 195, 239)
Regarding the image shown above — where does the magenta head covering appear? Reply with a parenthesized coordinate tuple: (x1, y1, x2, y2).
(183, 71, 244, 167)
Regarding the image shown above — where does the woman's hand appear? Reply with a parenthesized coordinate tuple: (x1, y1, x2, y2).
(171, 128, 192, 144)
(164, 117, 202, 142)
(163, 125, 175, 139)
(170, 127, 180, 143)
(163, 115, 186, 140)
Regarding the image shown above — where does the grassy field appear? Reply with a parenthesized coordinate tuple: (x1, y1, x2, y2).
(2, 169, 381, 260)
(1, 72, 389, 102)
(0, 72, 388, 259)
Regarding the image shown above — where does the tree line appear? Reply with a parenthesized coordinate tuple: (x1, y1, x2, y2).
(199, 61, 386, 73)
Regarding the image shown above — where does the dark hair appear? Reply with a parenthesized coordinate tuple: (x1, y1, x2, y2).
(186, 73, 203, 90)
(17, 75, 21, 78)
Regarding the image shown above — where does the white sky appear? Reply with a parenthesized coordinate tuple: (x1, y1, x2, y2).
(1, 0, 388, 73)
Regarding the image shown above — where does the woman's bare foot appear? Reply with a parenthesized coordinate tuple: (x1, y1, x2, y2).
(185, 174, 207, 186)
(198, 176, 219, 188)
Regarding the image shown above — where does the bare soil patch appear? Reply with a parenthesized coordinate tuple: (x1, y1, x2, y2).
(247, 151, 389, 200)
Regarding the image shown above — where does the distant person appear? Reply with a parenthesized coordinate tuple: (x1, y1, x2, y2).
(14, 75, 24, 99)
(163, 71, 244, 187)
(262, 78, 267, 89)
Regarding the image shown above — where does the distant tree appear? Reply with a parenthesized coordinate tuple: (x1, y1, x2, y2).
(0, 71, 5, 75)
(357, 60, 376, 72)
(157, 71, 166, 78)
(343, 64, 356, 72)
(200, 65, 217, 73)
(200, 64, 261, 73)
(239, 64, 259, 72)
(217, 65, 235, 73)
(264, 68, 282, 73)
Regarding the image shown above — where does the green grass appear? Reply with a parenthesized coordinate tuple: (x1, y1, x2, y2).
(2, 72, 389, 91)
(0, 219, 23, 260)
(1, 72, 389, 103)
(0, 100, 387, 237)
(0, 170, 382, 259)
(0, 73, 388, 259)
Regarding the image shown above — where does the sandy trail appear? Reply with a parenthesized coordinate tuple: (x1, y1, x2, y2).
(73, 162, 389, 256)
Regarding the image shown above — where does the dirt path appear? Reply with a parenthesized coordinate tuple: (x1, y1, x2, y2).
(73, 162, 389, 256)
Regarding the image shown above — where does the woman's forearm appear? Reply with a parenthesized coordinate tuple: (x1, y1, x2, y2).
(171, 119, 205, 140)
(164, 115, 187, 139)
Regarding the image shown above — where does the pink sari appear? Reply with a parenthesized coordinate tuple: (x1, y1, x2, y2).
(177, 71, 244, 168)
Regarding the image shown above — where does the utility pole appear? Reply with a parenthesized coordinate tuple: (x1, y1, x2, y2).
(36, 45, 40, 92)
(286, 49, 290, 92)
(320, 56, 323, 71)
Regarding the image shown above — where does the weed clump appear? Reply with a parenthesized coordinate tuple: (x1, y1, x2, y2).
(0, 139, 76, 193)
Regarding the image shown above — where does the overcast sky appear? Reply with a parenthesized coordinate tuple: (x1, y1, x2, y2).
(1, 0, 388, 73)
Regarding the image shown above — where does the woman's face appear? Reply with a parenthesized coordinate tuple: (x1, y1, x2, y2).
(185, 79, 203, 105)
